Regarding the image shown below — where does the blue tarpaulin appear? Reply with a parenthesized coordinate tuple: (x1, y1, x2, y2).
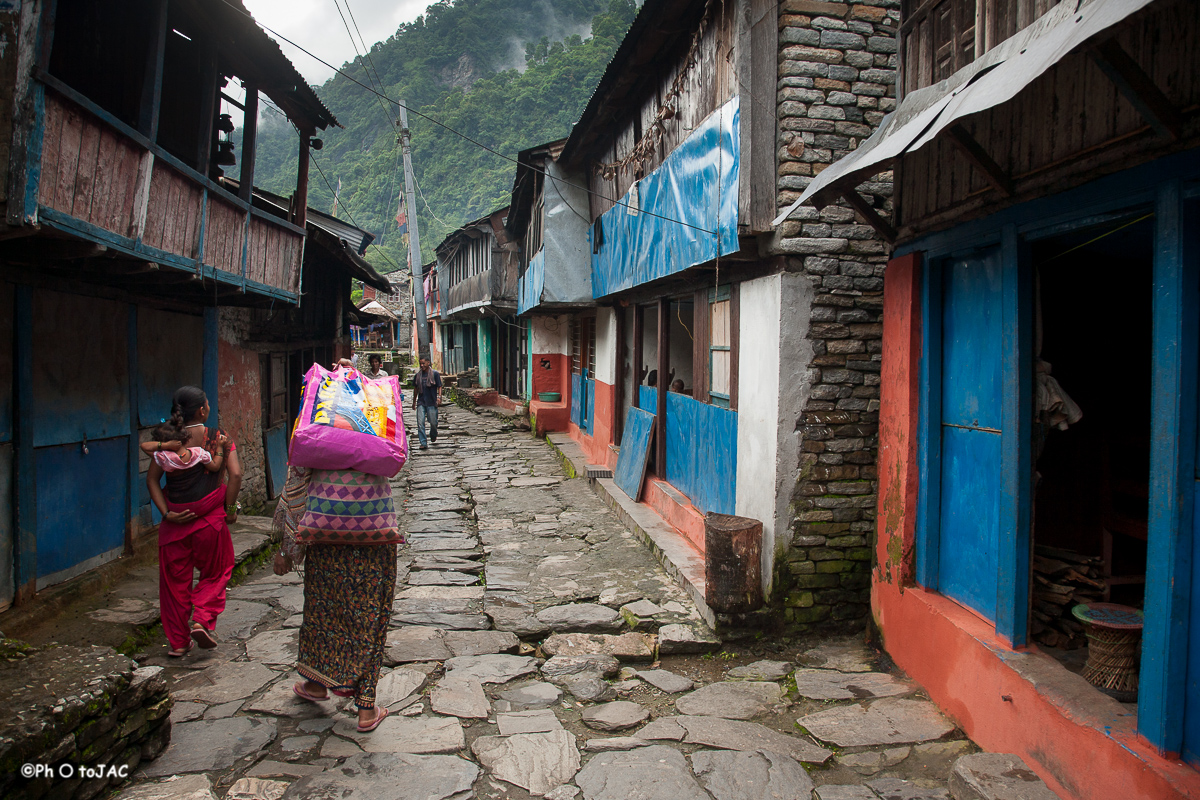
(590, 97, 740, 298)
(518, 249, 545, 315)
(665, 392, 737, 515)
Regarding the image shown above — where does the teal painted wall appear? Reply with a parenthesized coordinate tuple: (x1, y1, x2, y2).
(478, 319, 495, 389)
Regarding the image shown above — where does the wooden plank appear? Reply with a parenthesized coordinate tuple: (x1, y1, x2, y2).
(37, 96, 64, 208)
(88, 129, 117, 229)
(239, 86, 258, 203)
(613, 303, 625, 444)
(614, 405, 656, 502)
(632, 304, 644, 408)
(1138, 179, 1198, 753)
(996, 224, 1032, 646)
(53, 104, 84, 212)
(946, 124, 1013, 197)
(1090, 39, 1182, 141)
(693, 288, 709, 404)
(729, 282, 739, 411)
(70, 116, 102, 222)
(137, 0, 167, 140)
(13, 286, 35, 599)
(656, 297, 669, 474)
(915, 255, 943, 589)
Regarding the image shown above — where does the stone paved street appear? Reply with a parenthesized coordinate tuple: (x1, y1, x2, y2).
(114, 405, 1017, 800)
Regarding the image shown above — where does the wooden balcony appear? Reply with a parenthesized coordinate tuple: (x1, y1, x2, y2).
(32, 80, 304, 301)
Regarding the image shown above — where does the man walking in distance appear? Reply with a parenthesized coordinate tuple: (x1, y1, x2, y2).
(413, 357, 443, 451)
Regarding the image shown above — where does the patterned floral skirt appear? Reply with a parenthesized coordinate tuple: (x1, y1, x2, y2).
(297, 543, 397, 709)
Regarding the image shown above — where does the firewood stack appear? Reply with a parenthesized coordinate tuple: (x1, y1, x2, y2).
(1031, 545, 1107, 649)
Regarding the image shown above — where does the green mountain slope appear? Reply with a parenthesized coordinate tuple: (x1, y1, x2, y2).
(247, 0, 636, 274)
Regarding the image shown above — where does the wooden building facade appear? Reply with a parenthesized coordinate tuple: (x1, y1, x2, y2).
(0, 0, 340, 608)
(778, 0, 1200, 794)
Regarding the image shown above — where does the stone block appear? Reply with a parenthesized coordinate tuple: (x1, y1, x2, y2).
(949, 753, 1058, 800)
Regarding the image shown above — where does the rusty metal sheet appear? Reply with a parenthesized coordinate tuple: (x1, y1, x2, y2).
(774, 0, 1160, 224)
(32, 290, 129, 447)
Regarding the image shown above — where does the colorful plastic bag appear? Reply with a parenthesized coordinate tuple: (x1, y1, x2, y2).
(289, 364, 408, 477)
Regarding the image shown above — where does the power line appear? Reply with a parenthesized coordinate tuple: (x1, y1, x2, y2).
(214, 0, 718, 236)
(309, 146, 406, 275)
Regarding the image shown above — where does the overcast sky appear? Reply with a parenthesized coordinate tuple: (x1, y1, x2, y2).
(244, 0, 429, 85)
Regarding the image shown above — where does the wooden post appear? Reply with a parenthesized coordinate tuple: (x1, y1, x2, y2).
(125, 305, 140, 554)
(138, 0, 167, 140)
(613, 303, 625, 444)
(656, 297, 669, 476)
(203, 307, 220, 427)
(13, 286, 36, 603)
(632, 305, 644, 408)
(294, 128, 312, 230)
(693, 289, 709, 404)
(729, 283, 740, 411)
(195, 43, 219, 177)
(705, 513, 764, 613)
(239, 84, 258, 203)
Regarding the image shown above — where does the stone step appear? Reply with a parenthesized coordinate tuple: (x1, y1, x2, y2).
(949, 753, 1061, 800)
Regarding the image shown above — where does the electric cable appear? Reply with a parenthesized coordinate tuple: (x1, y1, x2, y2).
(217, 0, 718, 235)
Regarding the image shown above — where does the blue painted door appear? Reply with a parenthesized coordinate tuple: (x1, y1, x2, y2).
(35, 438, 128, 583)
(938, 248, 1004, 621)
(264, 425, 290, 499)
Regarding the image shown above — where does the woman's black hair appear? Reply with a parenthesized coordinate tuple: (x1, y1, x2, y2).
(170, 386, 208, 431)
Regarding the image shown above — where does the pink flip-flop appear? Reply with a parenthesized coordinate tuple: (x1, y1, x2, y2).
(357, 706, 389, 733)
(190, 625, 218, 649)
(293, 681, 330, 703)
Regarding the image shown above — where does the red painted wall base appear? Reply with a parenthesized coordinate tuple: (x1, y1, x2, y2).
(874, 254, 1199, 800)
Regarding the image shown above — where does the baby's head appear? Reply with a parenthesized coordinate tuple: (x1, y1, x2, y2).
(152, 423, 189, 450)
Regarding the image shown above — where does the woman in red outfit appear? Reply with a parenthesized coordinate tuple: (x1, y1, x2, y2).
(146, 386, 243, 657)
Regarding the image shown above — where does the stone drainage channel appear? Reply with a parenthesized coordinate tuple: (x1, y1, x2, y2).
(116, 405, 1058, 800)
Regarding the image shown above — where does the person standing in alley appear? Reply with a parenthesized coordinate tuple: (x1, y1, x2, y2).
(291, 358, 400, 733)
(146, 386, 243, 657)
(362, 353, 388, 380)
(413, 356, 442, 451)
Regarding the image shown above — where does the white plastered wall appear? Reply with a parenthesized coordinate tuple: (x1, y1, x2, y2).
(531, 314, 569, 355)
(736, 272, 813, 599)
(774, 272, 814, 597)
(594, 307, 617, 385)
(736, 274, 782, 597)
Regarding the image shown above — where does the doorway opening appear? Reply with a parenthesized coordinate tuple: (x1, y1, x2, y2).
(1028, 213, 1154, 698)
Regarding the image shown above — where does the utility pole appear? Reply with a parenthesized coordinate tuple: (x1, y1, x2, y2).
(398, 102, 431, 362)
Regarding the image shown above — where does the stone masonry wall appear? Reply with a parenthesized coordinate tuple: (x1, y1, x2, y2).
(0, 643, 171, 800)
(770, 0, 898, 631)
(218, 308, 268, 512)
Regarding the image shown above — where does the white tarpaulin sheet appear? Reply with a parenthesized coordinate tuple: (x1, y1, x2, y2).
(773, 0, 1160, 224)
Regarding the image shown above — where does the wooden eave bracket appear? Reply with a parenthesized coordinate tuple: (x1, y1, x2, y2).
(841, 189, 896, 245)
(1090, 39, 1182, 141)
(946, 124, 1014, 197)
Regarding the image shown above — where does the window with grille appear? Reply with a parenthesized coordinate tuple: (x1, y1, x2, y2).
(570, 317, 596, 376)
(709, 287, 731, 407)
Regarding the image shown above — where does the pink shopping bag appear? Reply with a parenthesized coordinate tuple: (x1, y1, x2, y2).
(289, 363, 408, 477)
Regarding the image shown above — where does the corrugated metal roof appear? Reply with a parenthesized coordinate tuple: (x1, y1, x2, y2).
(183, 0, 338, 130)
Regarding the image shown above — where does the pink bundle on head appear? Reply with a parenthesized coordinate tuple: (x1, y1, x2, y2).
(289, 364, 409, 477)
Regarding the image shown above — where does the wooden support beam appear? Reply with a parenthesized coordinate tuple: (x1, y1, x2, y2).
(1090, 39, 1182, 141)
(294, 127, 313, 230)
(632, 304, 644, 408)
(947, 124, 1014, 197)
(656, 297, 669, 476)
(841, 189, 897, 245)
(613, 303, 625, 445)
(239, 85, 259, 204)
(137, 0, 168, 140)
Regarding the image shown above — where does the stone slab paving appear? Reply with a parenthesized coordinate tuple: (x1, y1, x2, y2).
(115, 406, 987, 800)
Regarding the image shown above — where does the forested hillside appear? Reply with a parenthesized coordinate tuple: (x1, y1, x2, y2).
(248, 0, 637, 274)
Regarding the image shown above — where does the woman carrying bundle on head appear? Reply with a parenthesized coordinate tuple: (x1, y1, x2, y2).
(143, 386, 243, 658)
